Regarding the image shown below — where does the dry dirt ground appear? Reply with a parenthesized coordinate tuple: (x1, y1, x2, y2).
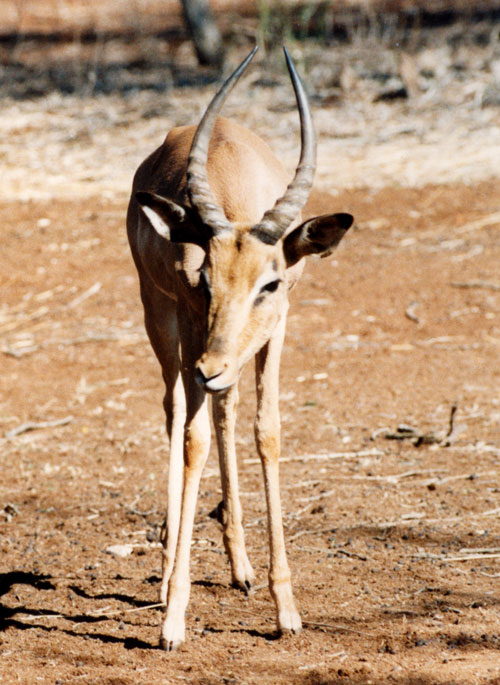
(2, 9, 500, 685)
(2, 180, 500, 684)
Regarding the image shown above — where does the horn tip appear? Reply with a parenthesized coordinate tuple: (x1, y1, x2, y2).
(244, 44, 259, 67)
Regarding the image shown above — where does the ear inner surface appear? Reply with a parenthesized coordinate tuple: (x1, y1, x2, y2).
(283, 212, 353, 265)
(136, 191, 206, 246)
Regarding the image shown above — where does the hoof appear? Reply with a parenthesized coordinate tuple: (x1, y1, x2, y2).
(232, 577, 255, 596)
(278, 609, 302, 635)
(279, 624, 302, 636)
(160, 613, 185, 651)
(159, 635, 184, 651)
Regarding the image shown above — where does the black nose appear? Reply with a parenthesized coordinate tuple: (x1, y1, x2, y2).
(195, 368, 208, 388)
(195, 367, 225, 392)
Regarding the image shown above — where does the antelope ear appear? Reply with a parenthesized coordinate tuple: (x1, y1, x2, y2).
(283, 212, 353, 266)
(136, 191, 206, 247)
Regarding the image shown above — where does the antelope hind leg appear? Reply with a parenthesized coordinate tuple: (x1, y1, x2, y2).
(213, 387, 255, 593)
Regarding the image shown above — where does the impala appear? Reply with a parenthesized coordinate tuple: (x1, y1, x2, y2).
(127, 45, 353, 650)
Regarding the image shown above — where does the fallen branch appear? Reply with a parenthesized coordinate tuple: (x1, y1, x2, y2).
(376, 507, 500, 529)
(451, 280, 500, 292)
(93, 602, 164, 617)
(288, 526, 335, 542)
(5, 415, 74, 438)
(414, 552, 500, 562)
(217, 602, 373, 638)
(302, 619, 373, 637)
(55, 331, 146, 346)
(0, 306, 50, 335)
(67, 282, 101, 308)
(2, 344, 40, 358)
(455, 212, 500, 235)
(335, 549, 367, 561)
(297, 469, 446, 494)
(243, 448, 384, 465)
(423, 471, 495, 488)
(1, 283, 102, 341)
(297, 489, 335, 503)
(479, 572, 500, 578)
(2, 330, 147, 359)
(16, 601, 165, 623)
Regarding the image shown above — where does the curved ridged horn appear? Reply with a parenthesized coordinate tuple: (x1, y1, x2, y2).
(187, 46, 259, 235)
(251, 46, 317, 244)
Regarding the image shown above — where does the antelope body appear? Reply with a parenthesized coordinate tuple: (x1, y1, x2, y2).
(126, 47, 353, 650)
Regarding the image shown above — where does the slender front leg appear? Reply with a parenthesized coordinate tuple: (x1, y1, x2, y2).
(160, 368, 185, 604)
(254, 307, 301, 634)
(161, 329, 211, 650)
(140, 286, 184, 606)
(212, 386, 255, 593)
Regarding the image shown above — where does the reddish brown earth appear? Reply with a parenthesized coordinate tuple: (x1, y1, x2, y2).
(1, 0, 500, 681)
(1, 179, 500, 684)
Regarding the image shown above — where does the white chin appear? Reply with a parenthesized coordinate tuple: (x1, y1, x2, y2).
(204, 379, 233, 394)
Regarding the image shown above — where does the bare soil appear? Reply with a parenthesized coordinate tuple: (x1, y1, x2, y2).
(2, 178, 500, 684)
(2, 5, 500, 684)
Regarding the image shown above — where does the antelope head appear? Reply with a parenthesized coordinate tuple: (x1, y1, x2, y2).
(137, 47, 353, 393)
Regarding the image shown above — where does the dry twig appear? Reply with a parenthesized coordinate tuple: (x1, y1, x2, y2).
(16, 601, 165, 623)
(244, 448, 383, 465)
(451, 280, 500, 292)
(414, 552, 500, 562)
(67, 282, 101, 308)
(5, 415, 74, 438)
(455, 212, 500, 235)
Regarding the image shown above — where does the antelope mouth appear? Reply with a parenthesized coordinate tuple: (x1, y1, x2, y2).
(194, 367, 234, 394)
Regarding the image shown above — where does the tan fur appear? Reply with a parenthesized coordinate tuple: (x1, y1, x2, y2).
(127, 114, 351, 650)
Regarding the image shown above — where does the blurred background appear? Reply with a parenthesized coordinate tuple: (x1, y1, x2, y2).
(1, 0, 500, 98)
(1, 0, 500, 202)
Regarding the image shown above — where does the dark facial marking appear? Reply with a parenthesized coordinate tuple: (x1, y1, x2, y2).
(208, 335, 226, 354)
(199, 269, 212, 305)
(250, 228, 278, 246)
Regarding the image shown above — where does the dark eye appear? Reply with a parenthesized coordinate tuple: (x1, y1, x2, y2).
(260, 279, 281, 295)
(254, 279, 281, 306)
